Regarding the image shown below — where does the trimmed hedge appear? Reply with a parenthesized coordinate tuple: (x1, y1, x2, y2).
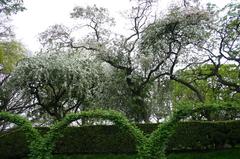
(1, 121, 240, 158)
(168, 121, 240, 150)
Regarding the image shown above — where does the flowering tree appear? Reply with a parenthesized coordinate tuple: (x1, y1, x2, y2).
(37, 0, 240, 122)
(7, 53, 105, 123)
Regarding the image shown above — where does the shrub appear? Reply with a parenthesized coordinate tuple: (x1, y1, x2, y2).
(1, 121, 240, 158)
(1, 102, 240, 159)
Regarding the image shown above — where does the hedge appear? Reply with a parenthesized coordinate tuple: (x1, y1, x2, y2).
(1, 121, 240, 158)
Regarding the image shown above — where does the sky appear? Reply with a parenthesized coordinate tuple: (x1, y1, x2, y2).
(10, 0, 235, 54)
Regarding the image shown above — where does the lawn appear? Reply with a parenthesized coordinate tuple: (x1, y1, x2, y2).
(53, 148, 240, 159)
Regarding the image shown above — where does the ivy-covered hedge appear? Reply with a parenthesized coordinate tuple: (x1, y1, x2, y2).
(0, 112, 41, 159)
(1, 121, 240, 158)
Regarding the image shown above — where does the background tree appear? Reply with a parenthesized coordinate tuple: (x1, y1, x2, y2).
(0, 41, 26, 115)
(149, 77, 172, 122)
(0, 40, 25, 74)
(0, 0, 25, 15)
(0, 0, 26, 130)
(195, 2, 240, 94)
(0, 0, 25, 40)
(0, 0, 26, 75)
(171, 64, 240, 104)
(170, 2, 240, 109)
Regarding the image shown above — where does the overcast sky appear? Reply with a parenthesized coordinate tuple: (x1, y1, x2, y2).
(10, 0, 234, 53)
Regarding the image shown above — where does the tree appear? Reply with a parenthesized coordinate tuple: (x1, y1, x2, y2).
(170, 64, 240, 121)
(0, 0, 26, 83)
(198, 2, 240, 93)
(38, 4, 115, 53)
(0, 0, 26, 130)
(38, 1, 155, 122)
(38, 0, 214, 122)
(88, 1, 210, 122)
(0, 41, 26, 116)
(0, 41, 26, 130)
(149, 77, 172, 122)
(171, 1, 240, 104)
(7, 53, 105, 123)
(0, 0, 25, 15)
(140, 1, 240, 106)
(37, 0, 240, 122)
(38, 24, 74, 53)
(0, 40, 25, 74)
(143, 1, 240, 110)
(0, 0, 25, 40)
(171, 64, 240, 104)
(0, 0, 26, 72)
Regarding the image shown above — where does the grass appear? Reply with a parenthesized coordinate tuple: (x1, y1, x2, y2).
(53, 148, 240, 159)
(168, 148, 240, 159)
(53, 154, 136, 159)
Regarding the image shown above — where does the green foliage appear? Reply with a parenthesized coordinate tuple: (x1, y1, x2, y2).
(0, 110, 146, 159)
(174, 101, 240, 121)
(2, 121, 240, 158)
(0, 112, 39, 140)
(0, 41, 26, 73)
(145, 119, 177, 159)
(168, 120, 240, 150)
(40, 109, 146, 159)
(0, 109, 176, 159)
(0, 112, 41, 159)
(171, 64, 240, 104)
(141, 102, 240, 159)
(2, 104, 240, 159)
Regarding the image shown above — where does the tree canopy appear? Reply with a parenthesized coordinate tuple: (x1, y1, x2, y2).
(1, 0, 240, 123)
